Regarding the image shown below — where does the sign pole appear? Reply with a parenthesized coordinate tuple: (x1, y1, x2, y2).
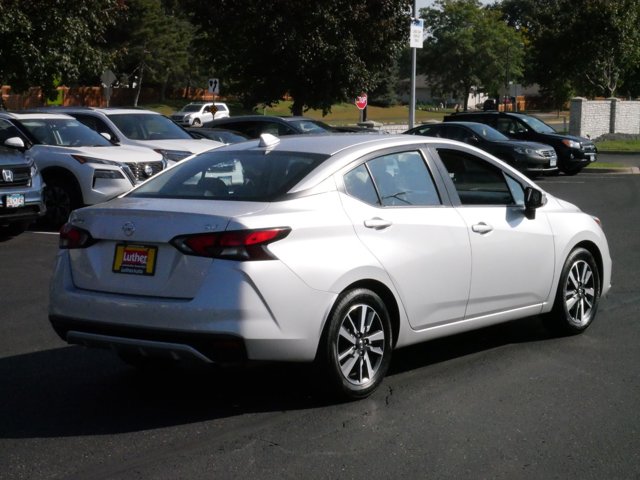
(409, 0, 418, 129)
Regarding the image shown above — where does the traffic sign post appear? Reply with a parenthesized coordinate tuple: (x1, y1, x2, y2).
(356, 93, 368, 122)
(208, 78, 220, 96)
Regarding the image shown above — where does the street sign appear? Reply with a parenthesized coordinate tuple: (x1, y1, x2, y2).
(410, 18, 424, 48)
(355, 93, 368, 110)
(208, 78, 220, 94)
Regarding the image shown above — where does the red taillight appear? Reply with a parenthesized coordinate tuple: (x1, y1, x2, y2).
(59, 223, 96, 249)
(171, 228, 291, 260)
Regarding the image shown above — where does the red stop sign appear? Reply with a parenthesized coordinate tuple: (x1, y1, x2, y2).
(355, 93, 368, 110)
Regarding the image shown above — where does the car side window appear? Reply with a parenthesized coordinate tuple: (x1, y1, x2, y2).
(344, 151, 441, 207)
(437, 148, 515, 205)
(73, 114, 117, 140)
(497, 118, 526, 135)
(0, 119, 23, 144)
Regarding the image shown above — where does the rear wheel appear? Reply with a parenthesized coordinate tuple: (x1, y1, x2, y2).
(544, 248, 600, 335)
(321, 288, 392, 399)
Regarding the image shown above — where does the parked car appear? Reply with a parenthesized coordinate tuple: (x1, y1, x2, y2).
(35, 107, 223, 162)
(0, 137, 45, 235)
(0, 112, 166, 227)
(405, 121, 558, 176)
(186, 127, 250, 144)
(443, 111, 597, 175)
(49, 133, 612, 399)
(203, 115, 335, 137)
(170, 102, 230, 127)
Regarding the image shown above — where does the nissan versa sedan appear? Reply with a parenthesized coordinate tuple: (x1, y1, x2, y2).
(49, 134, 612, 399)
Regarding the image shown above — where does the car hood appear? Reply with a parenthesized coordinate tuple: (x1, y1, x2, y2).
(492, 140, 555, 150)
(30, 144, 163, 163)
(131, 138, 222, 154)
(537, 132, 594, 145)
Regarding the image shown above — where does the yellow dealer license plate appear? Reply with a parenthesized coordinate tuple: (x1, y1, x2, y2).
(112, 244, 157, 276)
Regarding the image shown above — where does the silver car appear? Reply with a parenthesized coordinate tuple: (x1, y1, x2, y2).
(49, 134, 612, 399)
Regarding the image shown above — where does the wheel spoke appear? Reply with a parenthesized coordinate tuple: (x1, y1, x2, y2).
(339, 326, 356, 345)
(340, 353, 359, 378)
(565, 293, 579, 311)
(338, 346, 355, 362)
(365, 330, 384, 343)
(368, 345, 384, 357)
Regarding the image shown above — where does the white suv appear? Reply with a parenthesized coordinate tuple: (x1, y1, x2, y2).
(0, 112, 167, 227)
(44, 107, 223, 162)
(170, 102, 230, 126)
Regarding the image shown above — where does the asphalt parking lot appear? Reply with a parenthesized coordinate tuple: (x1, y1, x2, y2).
(1, 168, 640, 479)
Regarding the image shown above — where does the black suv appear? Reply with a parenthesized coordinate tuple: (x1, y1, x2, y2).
(405, 121, 558, 176)
(443, 111, 597, 175)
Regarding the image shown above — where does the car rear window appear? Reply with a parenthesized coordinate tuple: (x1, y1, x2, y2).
(128, 150, 328, 201)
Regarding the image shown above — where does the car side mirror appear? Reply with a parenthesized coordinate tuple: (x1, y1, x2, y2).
(100, 132, 112, 141)
(4, 136, 26, 150)
(524, 186, 545, 220)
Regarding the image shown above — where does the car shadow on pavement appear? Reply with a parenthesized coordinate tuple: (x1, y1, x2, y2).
(0, 316, 555, 439)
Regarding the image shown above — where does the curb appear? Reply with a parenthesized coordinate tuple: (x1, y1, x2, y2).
(582, 166, 640, 174)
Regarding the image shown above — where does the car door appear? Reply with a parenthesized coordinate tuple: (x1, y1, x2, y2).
(434, 147, 555, 318)
(339, 149, 472, 330)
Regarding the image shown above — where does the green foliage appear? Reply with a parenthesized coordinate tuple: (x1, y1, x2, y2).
(418, 0, 523, 111)
(0, 0, 122, 98)
(499, 0, 640, 101)
(184, 0, 412, 115)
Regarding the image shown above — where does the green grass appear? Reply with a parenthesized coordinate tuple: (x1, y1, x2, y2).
(594, 140, 640, 153)
(144, 100, 448, 126)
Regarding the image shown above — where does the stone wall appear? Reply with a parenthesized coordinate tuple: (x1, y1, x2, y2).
(570, 97, 640, 138)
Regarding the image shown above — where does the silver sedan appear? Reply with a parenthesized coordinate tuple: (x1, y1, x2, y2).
(49, 133, 612, 399)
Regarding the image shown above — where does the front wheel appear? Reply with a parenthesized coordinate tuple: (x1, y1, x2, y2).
(544, 248, 600, 335)
(321, 288, 392, 399)
(192, 118, 202, 127)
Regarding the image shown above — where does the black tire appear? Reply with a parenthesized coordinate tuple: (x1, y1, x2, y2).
(560, 165, 583, 176)
(43, 175, 82, 228)
(1, 221, 30, 236)
(320, 288, 392, 399)
(544, 247, 601, 335)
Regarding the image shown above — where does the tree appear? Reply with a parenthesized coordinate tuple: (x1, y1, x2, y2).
(185, 0, 412, 115)
(0, 0, 122, 99)
(499, 0, 640, 102)
(107, 0, 192, 106)
(418, 0, 524, 111)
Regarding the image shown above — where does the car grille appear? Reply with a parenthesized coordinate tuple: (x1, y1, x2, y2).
(125, 161, 164, 182)
(0, 165, 31, 187)
(583, 143, 597, 153)
(540, 149, 556, 158)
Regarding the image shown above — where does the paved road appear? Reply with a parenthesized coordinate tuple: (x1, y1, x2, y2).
(1, 173, 639, 479)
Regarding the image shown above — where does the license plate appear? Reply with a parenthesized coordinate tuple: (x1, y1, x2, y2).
(4, 193, 24, 208)
(587, 153, 596, 162)
(112, 244, 157, 276)
(550, 157, 557, 167)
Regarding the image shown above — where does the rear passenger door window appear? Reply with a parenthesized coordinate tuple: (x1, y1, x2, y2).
(344, 151, 441, 207)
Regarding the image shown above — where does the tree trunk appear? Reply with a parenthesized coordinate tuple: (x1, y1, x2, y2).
(291, 97, 304, 116)
(133, 63, 144, 107)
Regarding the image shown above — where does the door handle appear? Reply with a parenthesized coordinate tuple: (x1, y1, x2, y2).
(471, 222, 493, 234)
(364, 217, 392, 230)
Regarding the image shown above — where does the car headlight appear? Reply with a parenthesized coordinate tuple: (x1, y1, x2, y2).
(153, 149, 192, 161)
(72, 154, 124, 167)
(562, 139, 581, 149)
(514, 147, 535, 155)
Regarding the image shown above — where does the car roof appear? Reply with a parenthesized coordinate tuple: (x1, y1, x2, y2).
(221, 132, 442, 156)
(211, 115, 316, 123)
(29, 107, 162, 115)
(0, 111, 74, 120)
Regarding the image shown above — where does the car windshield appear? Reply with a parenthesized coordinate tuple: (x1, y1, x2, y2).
(20, 118, 112, 147)
(518, 115, 556, 134)
(288, 119, 334, 134)
(107, 113, 194, 140)
(128, 149, 328, 201)
(466, 123, 509, 141)
(181, 105, 203, 112)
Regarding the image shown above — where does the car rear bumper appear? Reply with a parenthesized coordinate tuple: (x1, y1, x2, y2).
(48, 250, 335, 363)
